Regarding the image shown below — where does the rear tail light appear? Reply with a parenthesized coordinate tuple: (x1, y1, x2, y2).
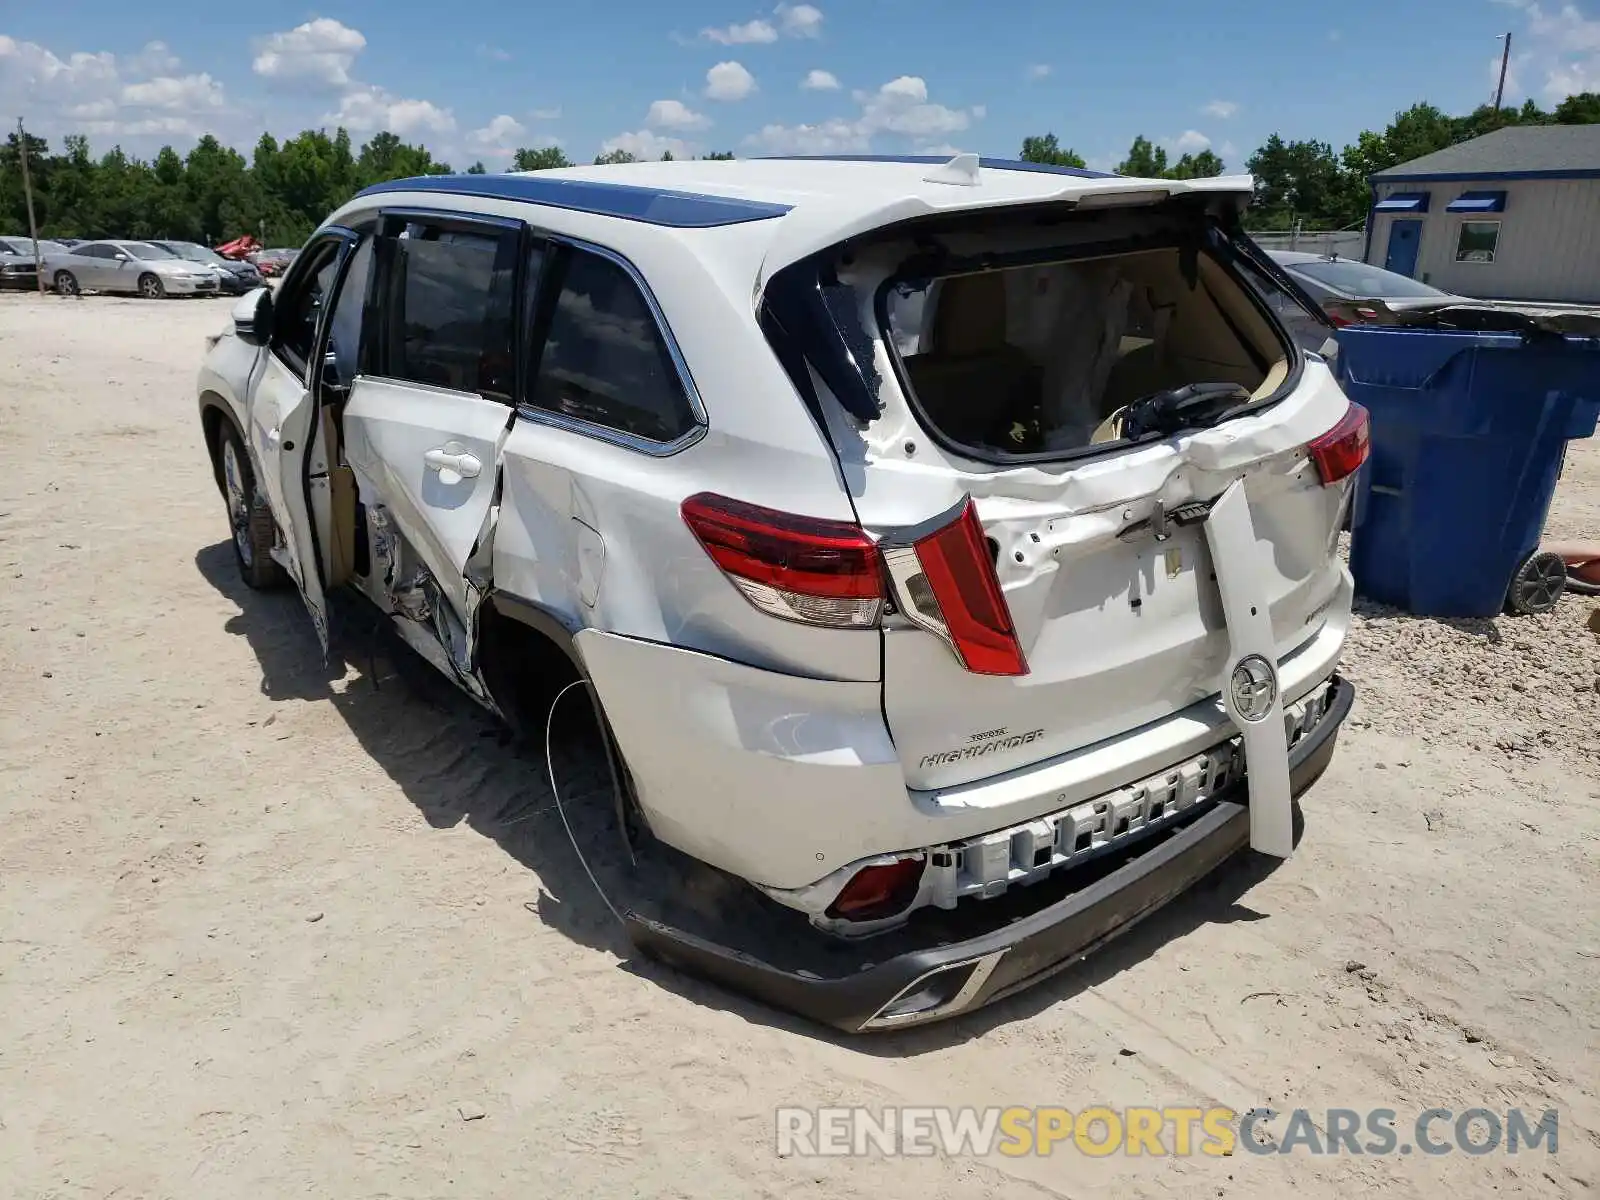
(826, 858, 925, 921)
(681, 493, 884, 628)
(683, 492, 1027, 675)
(1308, 402, 1370, 485)
(880, 498, 1029, 677)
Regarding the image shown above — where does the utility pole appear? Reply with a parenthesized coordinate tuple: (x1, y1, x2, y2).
(1494, 32, 1513, 110)
(16, 117, 45, 295)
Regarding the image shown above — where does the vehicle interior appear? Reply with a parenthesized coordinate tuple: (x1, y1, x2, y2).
(881, 241, 1290, 458)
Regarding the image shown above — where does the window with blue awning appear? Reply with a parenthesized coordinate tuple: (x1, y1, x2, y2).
(1445, 190, 1508, 213)
(1373, 192, 1430, 212)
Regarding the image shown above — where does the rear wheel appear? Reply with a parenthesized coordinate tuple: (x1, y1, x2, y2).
(218, 424, 285, 589)
(137, 272, 166, 299)
(1504, 550, 1566, 616)
(53, 270, 79, 296)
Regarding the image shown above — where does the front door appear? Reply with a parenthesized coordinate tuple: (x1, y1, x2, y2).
(1384, 220, 1423, 278)
(249, 231, 355, 651)
(338, 212, 523, 671)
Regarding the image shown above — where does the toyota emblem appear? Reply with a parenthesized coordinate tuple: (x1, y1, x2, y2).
(1229, 655, 1277, 723)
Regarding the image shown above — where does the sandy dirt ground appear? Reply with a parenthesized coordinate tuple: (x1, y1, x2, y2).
(2, 292, 1598, 1199)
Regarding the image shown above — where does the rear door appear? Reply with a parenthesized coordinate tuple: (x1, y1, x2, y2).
(799, 210, 1358, 793)
(338, 211, 522, 667)
(249, 231, 354, 650)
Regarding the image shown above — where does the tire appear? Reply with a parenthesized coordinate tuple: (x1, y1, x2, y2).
(137, 272, 166, 300)
(53, 270, 79, 296)
(1504, 550, 1567, 616)
(217, 423, 286, 589)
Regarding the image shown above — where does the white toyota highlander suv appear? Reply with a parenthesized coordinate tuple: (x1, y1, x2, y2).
(197, 155, 1365, 1032)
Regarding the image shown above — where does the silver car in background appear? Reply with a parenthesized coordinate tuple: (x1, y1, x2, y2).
(0, 236, 71, 289)
(44, 240, 222, 299)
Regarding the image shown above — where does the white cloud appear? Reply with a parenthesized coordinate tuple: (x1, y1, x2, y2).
(601, 129, 695, 159)
(530, 106, 562, 120)
(327, 85, 456, 135)
(121, 74, 225, 111)
(0, 35, 231, 146)
(859, 75, 971, 137)
(745, 119, 869, 154)
(702, 4, 822, 44)
(1027, 63, 1052, 80)
(477, 45, 513, 62)
(252, 18, 366, 90)
(1498, 0, 1600, 99)
(468, 113, 527, 157)
(128, 41, 180, 75)
(746, 73, 977, 153)
(1202, 99, 1239, 119)
(778, 3, 825, 37)
(802, 68, 840, 90)
(705, 60, 757, 101)
(702, 19, 778, 44)
(648, 98, 711, 129)
(1169, 130, 1212, 154)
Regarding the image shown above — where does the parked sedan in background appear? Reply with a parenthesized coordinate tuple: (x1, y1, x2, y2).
(1267, 251, 1459, 325)
(0, 236, 65, 288)
(44, 240, 222, 298)
(148, 240, 263, 294)
(250, 247, 299, 277)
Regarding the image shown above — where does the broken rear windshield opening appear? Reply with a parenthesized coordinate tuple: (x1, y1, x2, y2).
(878, 237, 1290, 460)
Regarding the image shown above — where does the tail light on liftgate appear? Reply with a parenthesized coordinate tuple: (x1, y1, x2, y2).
(1308, 402, 1371, 486)
(878, 497, 1029, 677)
(681, 493, 885, 628)
(681, 492, 1027, 676)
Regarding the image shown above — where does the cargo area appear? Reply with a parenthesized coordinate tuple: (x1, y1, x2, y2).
(884, 241, 1290, 457)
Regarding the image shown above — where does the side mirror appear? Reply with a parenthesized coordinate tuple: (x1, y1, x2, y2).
(113, 252, 129, 262)
(233, 287, 274, 347)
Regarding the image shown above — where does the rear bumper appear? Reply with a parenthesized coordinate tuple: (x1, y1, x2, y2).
(626, 674, 1353, 1033)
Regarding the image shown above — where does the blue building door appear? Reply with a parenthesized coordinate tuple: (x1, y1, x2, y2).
(1384, 220, 1423, 277)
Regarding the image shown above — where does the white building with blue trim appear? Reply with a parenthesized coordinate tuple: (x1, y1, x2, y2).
(1364, 124, 1600, 304)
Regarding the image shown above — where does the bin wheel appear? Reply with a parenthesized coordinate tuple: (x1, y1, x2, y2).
(1504, 551, 1567, 616)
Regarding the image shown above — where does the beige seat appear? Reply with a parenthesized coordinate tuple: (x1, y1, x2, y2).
(904, 273, 1040, 447)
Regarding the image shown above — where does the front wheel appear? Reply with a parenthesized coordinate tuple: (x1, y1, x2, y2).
(54, 270, 79, 296)
(218, 424, 285, 589)
(137, 273, 166, 299)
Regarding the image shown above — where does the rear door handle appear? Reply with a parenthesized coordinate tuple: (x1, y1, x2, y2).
(423, 445, 481, 480)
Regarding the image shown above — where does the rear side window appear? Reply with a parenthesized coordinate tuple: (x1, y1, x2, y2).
(368, 221, 518, 403)
(526, 246, 697, 444)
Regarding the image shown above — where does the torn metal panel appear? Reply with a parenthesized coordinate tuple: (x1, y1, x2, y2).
(1204, 479, 1293, 857)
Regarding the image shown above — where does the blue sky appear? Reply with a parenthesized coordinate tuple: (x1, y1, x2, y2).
(3, 1, 1598, 172)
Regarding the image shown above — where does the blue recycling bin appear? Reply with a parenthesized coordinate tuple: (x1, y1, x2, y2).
(1336, 326, 1600, 618)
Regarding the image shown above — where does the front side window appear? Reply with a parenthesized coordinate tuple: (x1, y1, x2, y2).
(367, 221, 516, 403)
(273, 239, 346, 378)
(526, 246, 697, 444)
(1455, 221, 1500, 264)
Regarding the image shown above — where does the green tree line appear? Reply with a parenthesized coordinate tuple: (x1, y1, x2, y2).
(4, 92, 1596, 245)
(0, 129, 733, 246)
(1025, 92, 1600, 229)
